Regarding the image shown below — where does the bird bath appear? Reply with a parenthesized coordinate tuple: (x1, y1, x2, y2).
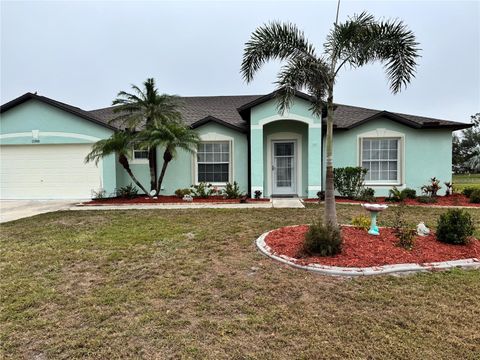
(361, 203, 389, 236)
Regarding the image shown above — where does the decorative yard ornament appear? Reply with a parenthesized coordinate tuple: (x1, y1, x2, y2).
(361, 203, 389, 236)
(416, 222, 430, 236)
(183, 194, 193, 202)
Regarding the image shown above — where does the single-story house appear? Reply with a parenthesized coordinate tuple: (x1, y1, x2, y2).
(0, 91, 471, 199)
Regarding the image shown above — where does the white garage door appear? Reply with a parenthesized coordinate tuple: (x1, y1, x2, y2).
(0, 144, 103, 199)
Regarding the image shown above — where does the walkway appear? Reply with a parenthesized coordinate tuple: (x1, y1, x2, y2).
(272, 198, 305, 208)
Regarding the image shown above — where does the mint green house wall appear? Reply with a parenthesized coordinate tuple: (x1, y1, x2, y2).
(0, 100, 117, 194)
(331, 117, 453, 196)
(250, 97, 322, 198)
(116, 121, 249, 194)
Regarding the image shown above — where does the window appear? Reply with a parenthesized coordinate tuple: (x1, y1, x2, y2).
(133, 147, 149, 161)
(197, 142, 230, 183)
(361, 138, 400, 183)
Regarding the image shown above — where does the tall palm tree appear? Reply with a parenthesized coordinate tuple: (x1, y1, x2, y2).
(85, 131, 150, 196)
(139, 122, 200, 196)
(111, 78, 183, 192)
(241, 12, 420, 226)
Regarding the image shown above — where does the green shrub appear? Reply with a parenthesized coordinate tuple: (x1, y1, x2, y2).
(417, 195, 437, 204)
(387, 186, 403, 202)
(174, 188, 191, 198)
(191, 182, 215, 198)
(224, 181, 243, 199)
(351, 215, 370, 231)
(115, 184, 138, 198)
(303, 221, 342, 256)
(356, 187, 375, 202)
(421, 177, 441, 197)
(392, 202, 416, 250)
(436, 209, 474, 245)
(92, 189, 107, 200)
(333, 167, 367, 199)
(317, 190, 325, 201)
(463, 187, 480, 198)
(469, 189, 480, 203)
(401, 188, 417, 199)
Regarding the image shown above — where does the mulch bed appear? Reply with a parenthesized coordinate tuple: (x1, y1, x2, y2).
(83, 195, 270, 205)
(303, 194, 480, 207)
(265, 225, 480, 267)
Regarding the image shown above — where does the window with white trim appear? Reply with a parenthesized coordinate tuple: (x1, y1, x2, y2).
(361, 138, 400, 183)
(197, 141, 230, 183)
(133, 147, 149, 161)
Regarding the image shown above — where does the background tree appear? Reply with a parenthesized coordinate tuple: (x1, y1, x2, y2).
(85, 131, 150, 195)
(139, 122, 200, 196)
(111, 78, 183, 191)
(452, 113, 480, 173)
(241, 12, 420, 226)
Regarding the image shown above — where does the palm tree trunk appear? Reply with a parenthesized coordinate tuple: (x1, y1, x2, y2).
(155, 150, 173, 196)
(118, 154, 150, 196)
(148, 147, 157, 192)
(324, 88, 337, 226)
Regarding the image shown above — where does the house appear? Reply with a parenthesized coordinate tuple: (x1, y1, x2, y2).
(0, 91, 470, 199)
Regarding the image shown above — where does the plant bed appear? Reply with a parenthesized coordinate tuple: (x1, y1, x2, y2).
(263, 225, 480, 268)
(302, 194, 480, 207)
(83, 195, 270, 205)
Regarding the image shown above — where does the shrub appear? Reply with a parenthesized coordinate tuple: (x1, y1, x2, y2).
(254, 190, 262, 199)
(224, 181, 243, 199)
(401, 188, 417, 199)
(387, 186, 403, 202)
(436, 209, 474, 245)
(333, 167, 367, 199)
(421, 177, 441, 197)
(317, 190, 325, 201)
(115, 184, 138, 198)
(191, 182, 215, 198)
(175, 188, 191, 198)
(356, 187, 375, 202)
(416, 195, 437, 204)
(303, 221, 342, 257)
(351, 215, 370, 231)
(92, 188, 107, 200)
(469, 189, 480, 203)
(463, 186, 480, 198)
(392, 202, 416, 250)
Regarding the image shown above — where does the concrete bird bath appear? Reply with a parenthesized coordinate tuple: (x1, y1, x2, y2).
(361, 203, 389, 236)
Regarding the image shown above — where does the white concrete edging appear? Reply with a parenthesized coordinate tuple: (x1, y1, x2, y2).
(256, 229, 480, 277)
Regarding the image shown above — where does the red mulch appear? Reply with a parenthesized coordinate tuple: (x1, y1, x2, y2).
(265, 225, 480, 267)
(83, 195, 270, 205)
(303, 194, 480, 207)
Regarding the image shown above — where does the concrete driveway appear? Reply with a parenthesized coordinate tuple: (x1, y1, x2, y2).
(0, 200, 76, 223)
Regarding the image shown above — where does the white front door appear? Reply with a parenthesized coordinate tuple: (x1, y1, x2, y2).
(272, 141, 296, 195)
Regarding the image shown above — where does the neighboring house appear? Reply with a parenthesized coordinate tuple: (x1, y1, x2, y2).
(0, 91, 471, 199)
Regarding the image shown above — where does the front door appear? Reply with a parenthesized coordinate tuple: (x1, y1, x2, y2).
(272, 141, 296, 195)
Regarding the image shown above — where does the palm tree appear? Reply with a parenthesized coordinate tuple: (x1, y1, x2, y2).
(138, 122, 200, 196)
(111, 78, 183, 192)
(241, 12, 420, 226)
(85, 131, 150, 196)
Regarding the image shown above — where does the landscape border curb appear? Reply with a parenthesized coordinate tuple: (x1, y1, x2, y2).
(255, 228, 480, 277)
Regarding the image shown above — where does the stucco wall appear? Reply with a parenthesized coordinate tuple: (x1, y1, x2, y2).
(116, 121, 249, 195)
(0, 99, 117, 194)
(331, 118, 453, 196)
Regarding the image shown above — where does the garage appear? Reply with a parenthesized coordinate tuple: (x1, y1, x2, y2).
(0, 144, 103, 199)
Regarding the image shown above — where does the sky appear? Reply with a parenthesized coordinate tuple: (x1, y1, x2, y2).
(1, 0, 479, 124)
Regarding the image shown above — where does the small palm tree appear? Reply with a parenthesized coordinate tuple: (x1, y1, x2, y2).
(85, 131, 150, 196)
(241, 12, 420, 226)
(139, 122, 200, 196)
(111, 78, 183, 191)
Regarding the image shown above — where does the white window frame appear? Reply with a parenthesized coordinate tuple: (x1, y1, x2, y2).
(192, 133, 234, 186)
(131, 146, 149, 164)
(357, 128, 405, 186)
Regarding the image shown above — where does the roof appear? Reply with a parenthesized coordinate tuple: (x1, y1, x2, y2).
(1, 91, 471, 132)
(0, 92, 117, 131)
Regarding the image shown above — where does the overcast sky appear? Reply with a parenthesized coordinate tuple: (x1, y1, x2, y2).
(1, 0, 479, 123)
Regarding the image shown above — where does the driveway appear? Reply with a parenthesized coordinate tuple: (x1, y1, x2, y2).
(0, 200, 76, 223)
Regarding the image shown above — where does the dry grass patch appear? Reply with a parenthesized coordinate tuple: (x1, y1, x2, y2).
(1, 205, 479, 359)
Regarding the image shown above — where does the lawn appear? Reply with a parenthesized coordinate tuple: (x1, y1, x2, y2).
(453, 173, 480, 192)
(1, 204, 480, 359)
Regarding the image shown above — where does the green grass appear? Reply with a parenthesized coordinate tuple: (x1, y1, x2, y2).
(1, 205, 480, 359)
(453, 173, 480, 192)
